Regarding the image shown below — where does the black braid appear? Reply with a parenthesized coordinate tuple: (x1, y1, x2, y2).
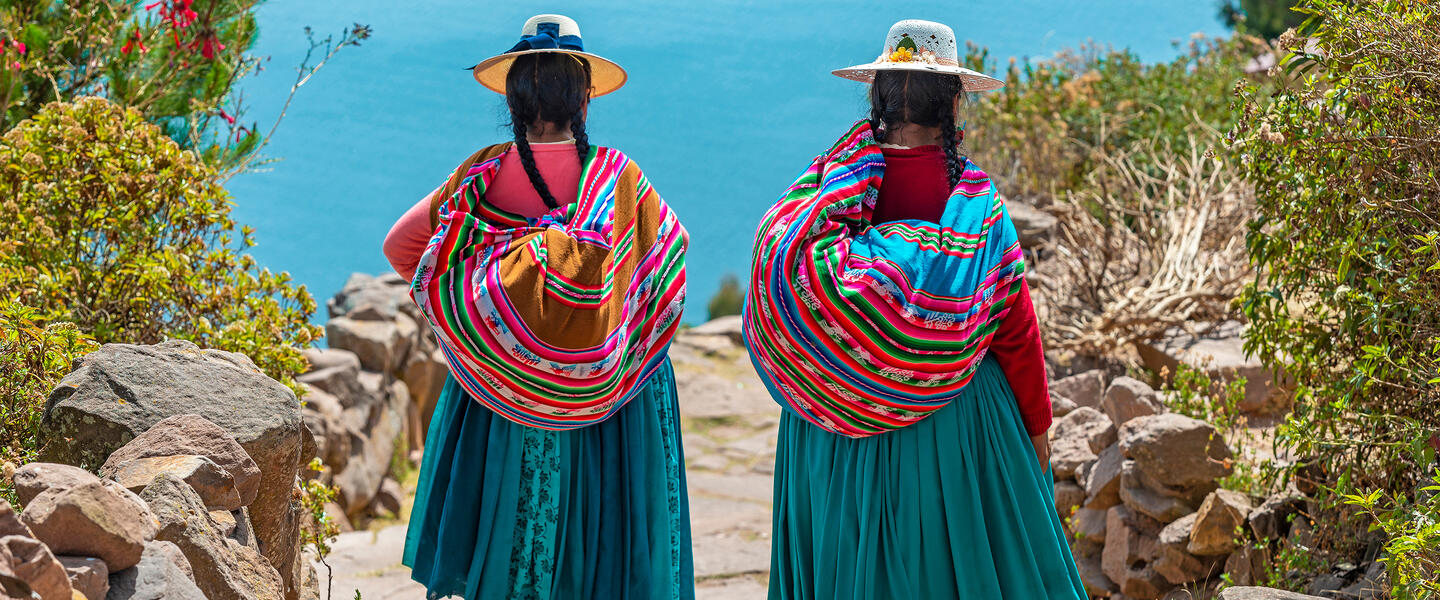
(504, 53, 594, 209)
(869, 104, 886, 143)
(938, 95, 965, 190)
(511, 120, 559, 208)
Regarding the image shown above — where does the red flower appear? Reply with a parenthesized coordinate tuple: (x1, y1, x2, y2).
(192, 34, 225, 59)
(12, 41, 24, 55)
(145, 0, 198, 29)
(121, 29, 149, 54)
(219, 108, 236, 125)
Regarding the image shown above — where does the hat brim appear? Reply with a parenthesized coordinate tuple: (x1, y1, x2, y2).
(832, 62, 1005, 92)
(471, 49, 628, 97)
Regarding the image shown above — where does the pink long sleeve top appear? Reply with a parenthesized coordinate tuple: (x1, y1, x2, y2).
(383, 141, 584, 280)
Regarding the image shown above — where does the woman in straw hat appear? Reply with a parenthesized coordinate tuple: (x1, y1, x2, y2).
(384, 14, 694, 599)
(743, 19, 1088, 599)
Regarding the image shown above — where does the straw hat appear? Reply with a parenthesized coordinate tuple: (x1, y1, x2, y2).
(833, 19, 1004, 92)
(469, 14, 628, 97)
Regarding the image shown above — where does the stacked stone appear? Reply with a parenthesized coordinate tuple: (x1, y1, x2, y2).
(300, 273, 448, 526)
(8, 408, 316, 599)
(34, 340, 314, 599)
(1048, 370, 1319, 599)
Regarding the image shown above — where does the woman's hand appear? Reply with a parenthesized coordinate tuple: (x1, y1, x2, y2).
(1030, 432, 1050, 473)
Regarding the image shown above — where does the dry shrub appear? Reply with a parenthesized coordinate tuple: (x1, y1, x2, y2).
(1031, 128, 1253, 361)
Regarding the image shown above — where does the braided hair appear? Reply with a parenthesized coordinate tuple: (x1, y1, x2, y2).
(504, 53, 593, 209)
(868, 70, 967, 189)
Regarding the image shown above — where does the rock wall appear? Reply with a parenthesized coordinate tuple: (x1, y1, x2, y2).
(300, 272, 446, 527)
(1, 271, 448, 599)
(6, 409, 304, 599)
(36, 340, 309, 599)
(1048, 370, 1382, 599)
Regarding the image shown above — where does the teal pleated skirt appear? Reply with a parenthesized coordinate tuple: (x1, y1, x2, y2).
(768, 357, 1087, 600)
(403, 359, 695, 600)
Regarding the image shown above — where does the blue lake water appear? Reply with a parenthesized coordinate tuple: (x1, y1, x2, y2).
(228, 1, 1225, 324)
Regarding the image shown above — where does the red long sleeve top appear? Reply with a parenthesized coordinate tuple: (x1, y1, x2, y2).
(876, 145, 1053, 437)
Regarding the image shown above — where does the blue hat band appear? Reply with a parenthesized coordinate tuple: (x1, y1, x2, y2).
(507, 22, 583, 53)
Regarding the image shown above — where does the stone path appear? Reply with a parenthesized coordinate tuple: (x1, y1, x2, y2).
(319, 325, 783, 599)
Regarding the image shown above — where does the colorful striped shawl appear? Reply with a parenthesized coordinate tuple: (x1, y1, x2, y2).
(742, 121, 1026, 438)
(410, 143, 688, 430)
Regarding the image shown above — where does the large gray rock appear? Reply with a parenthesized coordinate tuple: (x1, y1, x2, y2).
(297, 365, 364, 409)
(0, 535, 71, 600)
(1119, 414, 1234, 489)
(0, 546, 31, 600)
(1217, 587, 1325, 600)
(326, 273, 413, 323)
(1102, 376, 1165, 427)
(1075, 552, 1116, 598)
(141, 473, 283, 600)
(1054, 481, 1085, 521)
(1188, 489, 1253, 556)
(1007, 200, 1057, 247)
(1051, 407, 1116, 481)
(299, 388, 348, 472)
(1153, 513, 1223, 585)
(300, 348, 361, 374)
(1050, 370, 1107, 409)
(401, 347, 447, 443)
(108, 455, 242, 512)
(146, 540, 192, 580)
(101, 414, 262, 509)
(326, 317, 403, 375)
(1118, 460, 1211, 524)
(332, 385, 404, 517)
(12, 463, 98, 506)
(105, 540, 205, 600)
(1102, 505, 1170, 598)
(41, 340, 305, 600)
(1225, 545, 1273, 587)
(1053, 407, 1116, 454)
(0, 502, 30, 540)
(1137, 321, 1290, 415)
(687, 316, 745, 346)
(57, 555, 107, 600)
(20, 482, 158, 571)
(1069, 507, 1107, 557)
(1050, 393, 1078, 419)
(372, 479, 403, 518)
(1248, 489, 1305, 542)
(1082, 445, 1123, 510)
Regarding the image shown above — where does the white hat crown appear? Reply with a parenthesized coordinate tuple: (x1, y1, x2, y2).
(831, 19, 1004, 92)
(521, 14, 581, 38)
(877, 20, 959, 67)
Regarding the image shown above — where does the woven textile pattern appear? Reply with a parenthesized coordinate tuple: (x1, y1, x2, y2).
(743, 121, 1025, 438)
(412, 143, 687, 430)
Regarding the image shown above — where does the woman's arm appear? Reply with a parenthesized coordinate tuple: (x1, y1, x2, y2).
(382, 186, 441, 280)
(988, 278, 1054, 440)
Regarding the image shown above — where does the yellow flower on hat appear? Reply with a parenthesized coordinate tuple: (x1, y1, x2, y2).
(888, 46, 914, 62)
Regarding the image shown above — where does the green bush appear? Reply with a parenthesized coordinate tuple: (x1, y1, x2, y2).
(1232, 0, 1440, 591)
(707, 274, 745, 322)
(0, 300, 95, 505)
(0, 97, 321, 393)
(963, 35, 1267, 205)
